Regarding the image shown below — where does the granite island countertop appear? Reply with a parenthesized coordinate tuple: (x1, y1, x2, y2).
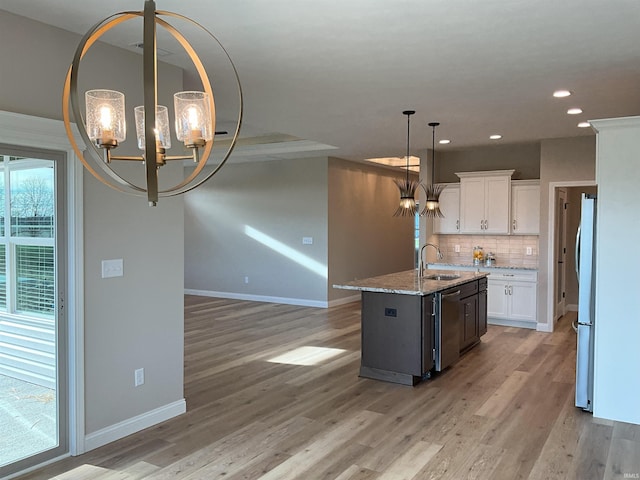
(333, 269, 488, 296)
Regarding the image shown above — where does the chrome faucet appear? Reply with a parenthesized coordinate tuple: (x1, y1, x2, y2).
(419, 243, 444, 277)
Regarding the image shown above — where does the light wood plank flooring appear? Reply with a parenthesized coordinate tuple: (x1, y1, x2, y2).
(16, 296, 640, 480)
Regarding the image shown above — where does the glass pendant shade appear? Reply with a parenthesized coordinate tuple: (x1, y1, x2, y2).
(85, 89, 126, 145)
(174, 91, 213, 145)
(134, 105, 172, 150)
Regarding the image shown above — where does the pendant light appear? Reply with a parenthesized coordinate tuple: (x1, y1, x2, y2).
(421, 122, 445, 217)
(62, 0, 243, 206)
(393, 110, 419, 217)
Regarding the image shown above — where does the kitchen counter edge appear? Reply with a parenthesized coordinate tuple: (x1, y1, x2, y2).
(333, 269, 488, 296)
(427, 262, 538, 271)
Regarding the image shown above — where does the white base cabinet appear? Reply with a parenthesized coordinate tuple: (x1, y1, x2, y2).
(427, 264, 537, 328)
(487, 277, 537, 324)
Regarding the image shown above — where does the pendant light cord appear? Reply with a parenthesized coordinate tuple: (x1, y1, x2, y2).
(431, 124, 435, 185)
(428, 122, 440, 186)
(406, 113, 411, 184)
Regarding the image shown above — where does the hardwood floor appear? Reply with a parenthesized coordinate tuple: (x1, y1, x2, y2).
(17, 297, 640, 480)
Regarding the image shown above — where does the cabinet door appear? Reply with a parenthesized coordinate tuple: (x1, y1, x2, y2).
(421, 295, 435, 373)
(484, 176, 511, 234)
(433, 185, 460, 234)
(460, 294, 478, 351)
(509, 281, 537, 322)
(512, 184, 540, 234)
(487, 279, 509, 318)
(478, 288, 487, 336)
(459, 177, 486, 233)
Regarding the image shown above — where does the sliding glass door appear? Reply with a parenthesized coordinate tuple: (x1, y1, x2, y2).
(0, 148, 67, 477)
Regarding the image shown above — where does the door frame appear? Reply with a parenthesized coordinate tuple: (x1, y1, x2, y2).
(554, 187, 568, 321)
(0, 111, 85, 462)
(546, 180, 596, 333)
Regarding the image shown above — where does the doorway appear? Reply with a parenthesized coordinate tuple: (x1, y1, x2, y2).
(547, 181, 597, 332)
(554, 188, 568, 321)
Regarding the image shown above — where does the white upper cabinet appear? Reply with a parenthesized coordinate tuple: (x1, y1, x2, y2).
(432, 184, 460, 234)
(511, 181, 540, 235)
(457, 170, 514, 234)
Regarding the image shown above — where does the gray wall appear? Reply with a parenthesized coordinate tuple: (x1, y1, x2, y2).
(0, 12, 185, 435)
(185, 157, 415, 305)
(422, 142, 541, 183)
(184, 157, 329, 304)
(328, 158, 415, 301)
(539, 136, 596, 328)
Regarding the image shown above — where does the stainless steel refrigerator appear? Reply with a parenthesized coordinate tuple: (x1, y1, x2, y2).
(575, 193, 596, 412)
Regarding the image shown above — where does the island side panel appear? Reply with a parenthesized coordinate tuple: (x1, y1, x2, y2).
(360, 292, 433, 386)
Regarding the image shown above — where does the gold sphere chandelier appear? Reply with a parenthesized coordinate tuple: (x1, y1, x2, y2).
(62, 0, 243, 206)
(393, 110, 420, 217)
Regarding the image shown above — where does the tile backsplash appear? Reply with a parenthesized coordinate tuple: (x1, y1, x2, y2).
(429, 234, 539, 268)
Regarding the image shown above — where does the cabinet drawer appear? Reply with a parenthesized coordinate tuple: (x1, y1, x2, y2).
(487, 270, 537, 283)
(458, 280, 479, 298)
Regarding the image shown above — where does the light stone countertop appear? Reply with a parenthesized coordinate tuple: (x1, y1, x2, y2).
(428, 262, 538, 271)
(333, 269, 488, 296)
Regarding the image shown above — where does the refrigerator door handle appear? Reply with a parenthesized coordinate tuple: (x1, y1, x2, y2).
(575, 225, 581, 282)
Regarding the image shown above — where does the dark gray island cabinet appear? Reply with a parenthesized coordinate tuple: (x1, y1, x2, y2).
(334, 270, 488, 386)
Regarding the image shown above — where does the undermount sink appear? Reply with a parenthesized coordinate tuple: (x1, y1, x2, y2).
(422, 273, 461, 281)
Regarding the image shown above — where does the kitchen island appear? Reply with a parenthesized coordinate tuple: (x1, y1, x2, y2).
(334, 269, 488, 385)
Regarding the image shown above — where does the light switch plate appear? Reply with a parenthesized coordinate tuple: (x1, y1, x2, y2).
(302, 237, 313, 245)
(102, 258, 123, 278)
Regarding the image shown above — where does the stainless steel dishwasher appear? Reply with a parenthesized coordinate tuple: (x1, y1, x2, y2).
(435, 286, 462, 371)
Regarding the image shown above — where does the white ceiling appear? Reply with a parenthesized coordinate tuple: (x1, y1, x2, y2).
(2, 0, 640, 163)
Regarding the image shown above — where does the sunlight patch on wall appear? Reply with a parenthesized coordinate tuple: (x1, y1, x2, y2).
(267, 346, 346, 366)
(244, 225, 328, 279)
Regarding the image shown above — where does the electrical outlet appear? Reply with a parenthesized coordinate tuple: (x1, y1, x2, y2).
(302, 237, 313, 245)
(526, 247, 533, 256)
(244, 276, 249, 284)
(454, 244, 461, 253)
(134, 368, 144, 387)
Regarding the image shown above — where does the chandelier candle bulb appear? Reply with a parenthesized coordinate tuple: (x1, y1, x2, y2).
(85, 89, 126, 147)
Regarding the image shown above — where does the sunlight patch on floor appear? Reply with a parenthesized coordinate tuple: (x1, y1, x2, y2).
(267, 346, 346, 366)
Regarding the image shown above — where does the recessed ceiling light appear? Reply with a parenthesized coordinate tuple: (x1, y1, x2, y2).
(567, 108, 583, 115)
(578, 121, 591, 128)
(439, 139, 451, 145)
(553, 90, 572, 98)
(489, 134, 502, 140)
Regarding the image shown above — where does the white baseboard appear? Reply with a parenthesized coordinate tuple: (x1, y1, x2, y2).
(84, 399, 186, 452)
(536, 322, 553, 332)
(566, 304, 578, 312)
(488, 318, 537, 330)
(328, 294, 360, 307)
(185, 289, 328, 308)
